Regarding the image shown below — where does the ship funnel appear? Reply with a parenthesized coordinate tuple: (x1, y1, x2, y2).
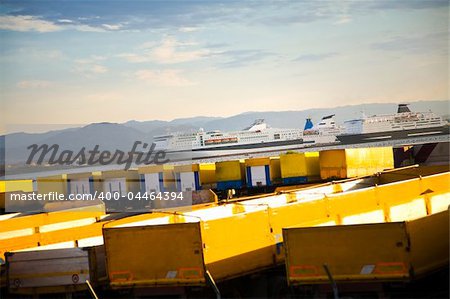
(398, 104, 411, 113)
(304, 118, 314, 130)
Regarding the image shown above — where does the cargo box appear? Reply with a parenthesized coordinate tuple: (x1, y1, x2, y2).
(319, 147, 394, 180)
(174, 163, 216, 191)
(215, 161, 245, 190)
(138, 165, 176, 194)
(283, 209, 449, 285)
(280, 152, 320, 184)
(6, 246, 106, 295)
(245, 158, 271, 187)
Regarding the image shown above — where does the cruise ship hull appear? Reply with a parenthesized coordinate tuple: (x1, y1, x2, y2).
(337, 125, 449, 144)
(167, 138, 316, 152)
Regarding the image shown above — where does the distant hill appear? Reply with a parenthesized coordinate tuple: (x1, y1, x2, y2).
(2, 99, 448, 165)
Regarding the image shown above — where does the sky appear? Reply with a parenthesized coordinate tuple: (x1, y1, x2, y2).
(0, 0, 448, 132)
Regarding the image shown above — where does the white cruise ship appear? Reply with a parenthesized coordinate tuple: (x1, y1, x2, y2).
(337, 104, 449, 144)
(154, 116, 340, 152)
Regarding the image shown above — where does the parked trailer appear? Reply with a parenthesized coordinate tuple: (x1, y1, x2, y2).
(0, 202, 106, 261)
(279, 152, 320, 184)
(174, 163, 216, 191)
(0, 179, 34, 212)
(66, 171, 102, 198)
(102, 171, 450, 296)
(319, 147, 394, 180)
(282, 210, 449, 298)
(283, 209, 449, 285)
(215, 160, 246, 191)
(6, 246, 105, 295)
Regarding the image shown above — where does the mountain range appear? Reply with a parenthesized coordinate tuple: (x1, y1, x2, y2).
(1, 100, 448, 165)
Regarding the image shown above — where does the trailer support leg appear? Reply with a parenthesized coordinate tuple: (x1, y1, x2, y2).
(206, 270, 221, 299)
(323, 264, 339, 299)
(86, 280, 99, 299)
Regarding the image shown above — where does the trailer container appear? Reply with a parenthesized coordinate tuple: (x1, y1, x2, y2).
(174, 163, 216, 191)
(138, 165, 176, 209)
(66, 172, 102, 197)
(0, 203, 105, 261)
(6, 246, 106, 295)
(215, 160, 245, 190)
(36, 174, 67, 196)
(319, 147, 394, 179)
(244, 158, 272, 187)
(283, 209, 449, 285)
(138, 165, 175, 193)
(0, 180, 34, 212)
(280, 152, 320, 184)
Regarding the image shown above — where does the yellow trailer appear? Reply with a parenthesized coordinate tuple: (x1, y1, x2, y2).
(283, 209, 449, 285)
(66, 172, 102, 197)
(36, 174, 67, 196)
(319, 147, 394, 179)
(0, 203, 106, 261)
(215, 160, 246, 190)
(280, 152, 320, 184)
(173, 163, 216, 191)
(0, 180, 34, 211)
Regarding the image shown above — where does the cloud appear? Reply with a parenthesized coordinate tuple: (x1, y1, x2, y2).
(135, 69, 195, 87)
(178, 27, 199, 33)
(73, 57, 108, 77)
(0, 15, 62, 32)
(17, 80, 53, 88)
(120, 37, 212, 64)
(361, 0, 448, 10)
(371, 32, 448, 55)
(71, 24, 105, 32)
(0, 1, 445, 34)
(294, 52, 338, 62)
(102, 23, 123, 30)
(218, 49, 276, 68)
(58, 19, 73, 23)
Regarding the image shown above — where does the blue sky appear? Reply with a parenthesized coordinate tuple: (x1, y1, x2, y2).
(0, 0, 448, 130)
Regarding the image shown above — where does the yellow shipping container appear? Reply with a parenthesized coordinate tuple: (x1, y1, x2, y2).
(244, 157, 270, 167)
(0, 180, 33, 193)
(319, 147, 394, 180)
(280, 152, 319, 179)
(101, 169, 140, 194)
(36, 174, 67, 195)
(215, 160, 245, 182)
(138, 164, 175, 190)
(280, 153, 307, 178)
(283, 209, 449, 284)
(174, 163, 216, 185)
